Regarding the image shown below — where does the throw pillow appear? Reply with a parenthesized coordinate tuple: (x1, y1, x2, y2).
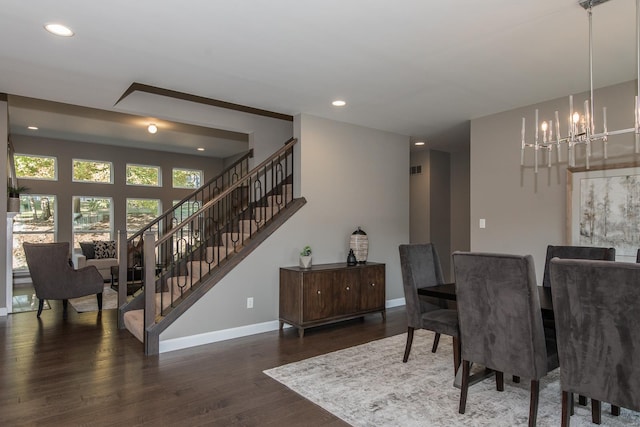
(94, 240, 116, 259)
(79, 242, 95, 259)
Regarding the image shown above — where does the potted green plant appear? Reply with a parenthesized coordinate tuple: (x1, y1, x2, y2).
(299, 245, 312, 269)
(7, 184, 27, 212)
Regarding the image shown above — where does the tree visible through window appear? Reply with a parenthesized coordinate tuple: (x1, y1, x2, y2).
(127, 199, 161, 236)
(73, 159, 112, 183)
(172, 168, 202, 189)
(72, 196, 113, 247)
(126, 164, 161, 186)
(13, 195, 57, 270)
(14, 154, 57, 180)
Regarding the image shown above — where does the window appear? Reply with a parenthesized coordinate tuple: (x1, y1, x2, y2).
(72, 159, 113, 183)
(72, 196, 113, 247)
(14, 154, 57, 180)
(126, 164, 161, 187)
(172, 168, 202, 189)
(13, 195, 57, 270)
(126, 198, 161, 236)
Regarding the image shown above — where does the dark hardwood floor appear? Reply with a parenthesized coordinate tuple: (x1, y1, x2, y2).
(0, 300, 407, 426)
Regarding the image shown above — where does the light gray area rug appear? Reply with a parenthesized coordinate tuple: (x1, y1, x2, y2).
(264, 330, 640, 426)
(69, 287, 118, 313)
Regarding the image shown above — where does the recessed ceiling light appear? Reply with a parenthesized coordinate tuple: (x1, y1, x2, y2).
(414, 141, 425, 146)
(332, 100, 346, 107)
(27, 126, 39, 130)
(147, 124, 158, 134)
(197, 147, 205, 152)
(44, 23, 74, 37)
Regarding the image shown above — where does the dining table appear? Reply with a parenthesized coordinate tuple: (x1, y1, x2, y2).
(417, 283, 555, 387)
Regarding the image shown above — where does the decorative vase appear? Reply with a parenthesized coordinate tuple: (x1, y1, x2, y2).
(7, 196, 20, 213)
(347, 249, 357, 266)
(349, 227, 368, 264)
(299, 255, 312, 269)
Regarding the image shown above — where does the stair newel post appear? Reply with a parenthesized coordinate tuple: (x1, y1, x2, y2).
(143, 230, 156, 352)
(117, 230, 128, 308)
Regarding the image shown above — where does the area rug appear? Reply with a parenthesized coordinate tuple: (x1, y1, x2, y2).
(264, 330, 640, 426)
(69, 287, 118, 313)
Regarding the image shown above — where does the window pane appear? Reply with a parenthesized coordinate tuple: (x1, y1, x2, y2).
(172, 168, 202, 189)
(127, 199, 161, 236)
(72, 197, 113, 247)
(126, 164, 161, 186)
(13, 195, 56, 270)
(14, 154, 57, 180)
(72, 159, 112, 183)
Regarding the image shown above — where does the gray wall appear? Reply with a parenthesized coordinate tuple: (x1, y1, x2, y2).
(409, 149, 430, 243)
(161, 114, 410, 341)
(12, 135, 226, 247)
(470, 79, 639, 281)
(430, 150, 451, 276)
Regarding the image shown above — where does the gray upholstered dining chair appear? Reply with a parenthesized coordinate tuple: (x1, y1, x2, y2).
(398, 244, 460, 372)
(550, 258, 640, 426)
(542, 245, 615, 288)
(23, 242, 104, 318)
(452, 251, 558, 427)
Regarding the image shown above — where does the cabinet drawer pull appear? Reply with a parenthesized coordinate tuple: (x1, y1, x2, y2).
(371, 283, 375, 287)
(346, 286, 350, 291)
(317, 290, 321, 295)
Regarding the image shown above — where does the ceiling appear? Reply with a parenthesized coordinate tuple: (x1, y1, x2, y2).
(0, 0, 636, 155)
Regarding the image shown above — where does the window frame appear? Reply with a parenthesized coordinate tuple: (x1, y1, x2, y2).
(72, 158, 114, 184)
(126, 163, 162, 187)
(13, 153, 58, 181)
(172, 167, 203, 189)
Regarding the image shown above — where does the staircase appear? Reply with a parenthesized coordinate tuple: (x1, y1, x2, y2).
(117, 138, 305, 354)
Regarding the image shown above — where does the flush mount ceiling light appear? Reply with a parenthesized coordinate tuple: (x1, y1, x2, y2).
(147, 123, 158, 134)
(521, 0, 640, 173)
(332, 100, 346, 107)
(44, 23, 74, 37)
(27, 126, 38, 130)
(197, 147, 205, 151)
(414, 141, 425, 146)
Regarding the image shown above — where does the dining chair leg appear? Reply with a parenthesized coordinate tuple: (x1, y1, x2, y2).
(561, 391, 572, 427)
(452, 336, 461, 375)
(36, 299, 45, 317)
(513, 375, 520, 383)
(96, 292, 103, 311)
(403, 327, 415, 363)
(496, 371, 504, 391)
(62, 299, 68, 319)
(529, 380, 540, 427)
(578, 395, 587, 405)
(431, 332, 441, 353)
(592, 399, 601, 424)
(459, 360, 470, 414)
(612, 404, 620, 416)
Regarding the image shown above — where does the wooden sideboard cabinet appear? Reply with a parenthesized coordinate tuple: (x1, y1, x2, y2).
(279, 262, 386, 337)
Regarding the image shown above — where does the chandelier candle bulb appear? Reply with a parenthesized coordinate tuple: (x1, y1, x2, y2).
(555, 112, 562, 162)
(603, 107, 608, 159)
(521, 117, 526, 166)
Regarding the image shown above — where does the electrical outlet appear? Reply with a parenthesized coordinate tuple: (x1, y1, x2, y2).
(247, 297, 254, 309)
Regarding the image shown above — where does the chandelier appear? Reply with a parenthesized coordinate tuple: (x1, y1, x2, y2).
(520, 0, 640, 173)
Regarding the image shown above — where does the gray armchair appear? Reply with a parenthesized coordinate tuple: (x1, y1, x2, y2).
(398, 244, 460, 372)
(453, 251, 558, 427)
(550, 258, 640, 426)
(23, 242, 104, 318)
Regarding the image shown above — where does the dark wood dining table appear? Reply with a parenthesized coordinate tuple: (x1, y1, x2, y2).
(418, 283, 554, 316)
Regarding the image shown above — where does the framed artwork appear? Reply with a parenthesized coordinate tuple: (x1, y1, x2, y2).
(568, 163, 640, 263)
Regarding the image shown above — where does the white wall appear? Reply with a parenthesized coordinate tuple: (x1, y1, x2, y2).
(470, 79, 639, 281)
(160, 114, 410, 344)
(0, 98, 7, 314)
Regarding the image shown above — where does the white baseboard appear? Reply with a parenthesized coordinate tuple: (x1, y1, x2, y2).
(0, 307, 8, 316)
(159, 320, 285, 353)
(159, 298, 407, 354)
